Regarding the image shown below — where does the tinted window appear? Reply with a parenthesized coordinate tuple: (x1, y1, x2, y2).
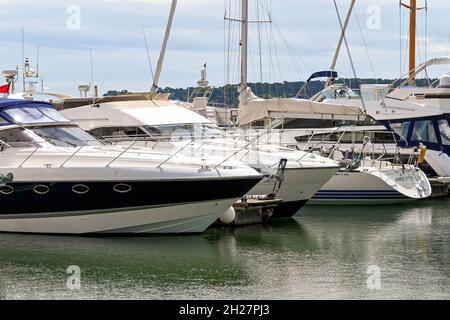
(32, 126, 102, 147)
(0, 116, 9, 125)
(0, 128, 43, 148)
(90, 127, 146, 139)
(438, 119, 450, 145)
(390, 122, 411, 141)
(411, 120, 438, 143)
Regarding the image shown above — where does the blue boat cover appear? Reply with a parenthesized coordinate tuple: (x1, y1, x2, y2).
(307, 71, 338, 82)
(0, 99, 70, 125)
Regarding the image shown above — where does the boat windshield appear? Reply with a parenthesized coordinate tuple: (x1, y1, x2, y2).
(2, 106, 71, 124)
(31, 125, 104, 147)
(322, 87, 360, 100)
(0, 127, 46, 149)
(143, 123, 226, 141)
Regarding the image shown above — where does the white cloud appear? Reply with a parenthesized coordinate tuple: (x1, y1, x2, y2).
(0, 0, 449, 94)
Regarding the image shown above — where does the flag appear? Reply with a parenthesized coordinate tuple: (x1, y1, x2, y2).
(0, 83, 10, 94)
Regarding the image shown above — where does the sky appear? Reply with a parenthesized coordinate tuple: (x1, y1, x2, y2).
(0, 0, 449, 95)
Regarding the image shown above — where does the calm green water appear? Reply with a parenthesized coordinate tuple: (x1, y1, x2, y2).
(0, 198, 449, 300)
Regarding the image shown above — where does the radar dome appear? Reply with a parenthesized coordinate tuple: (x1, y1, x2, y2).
(439, 74, 450, 88)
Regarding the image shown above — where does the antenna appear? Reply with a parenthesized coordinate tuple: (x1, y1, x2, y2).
(89, 48, 95, 97)
(36, 44, 44, 91)
(36, 44, 40, 77)
(22, 27, 25, 92)
(141, 25, 155, 87)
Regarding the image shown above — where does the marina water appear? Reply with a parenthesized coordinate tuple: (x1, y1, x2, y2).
(0, 199, 448, 300)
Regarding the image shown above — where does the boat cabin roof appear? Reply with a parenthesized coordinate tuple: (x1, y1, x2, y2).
(60, 100, 212, 131)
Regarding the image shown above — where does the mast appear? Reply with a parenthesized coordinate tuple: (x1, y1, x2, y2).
(152, 0, 177, 93)
(325, 0, 356, 87)
(239, 0, 249, 92)
(409, 0, 417, 85)
(401, 0, 426, 86)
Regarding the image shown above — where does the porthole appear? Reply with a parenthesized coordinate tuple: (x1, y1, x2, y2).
(33, 184, 49, 195)
(0, 185, 14, 195)
(113, 183, 132, 193)
(72, 184, 89, 194)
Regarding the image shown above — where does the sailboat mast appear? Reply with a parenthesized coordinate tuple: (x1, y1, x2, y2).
(409, 0, 417, 85)
(152, 0, 177, 93)
(239, 0, 249, 92)
(325, 0, 356, 87)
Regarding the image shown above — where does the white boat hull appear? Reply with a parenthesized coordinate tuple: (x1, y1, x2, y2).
(310, 167, 431, 205)
(0, 198, 237, 234)
(249, 166, 340, 216)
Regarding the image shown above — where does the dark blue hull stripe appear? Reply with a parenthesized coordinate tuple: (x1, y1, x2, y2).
(313, 189, 408, 200)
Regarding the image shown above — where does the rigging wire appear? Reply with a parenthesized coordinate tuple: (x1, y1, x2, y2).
(272, 24, 287, 98)
(354, 10, 377, 80)
(256, 0, 263, 83)
(333, 0, 366, 113)
(141, 25, 155, 86)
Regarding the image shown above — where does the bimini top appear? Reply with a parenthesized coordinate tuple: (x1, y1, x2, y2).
(0, 98, 71, 126)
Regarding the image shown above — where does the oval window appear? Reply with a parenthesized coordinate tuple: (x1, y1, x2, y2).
(33, 184, 49, 195)
(72, 184, 89, 194)
(0, 185, 14, 195)
(113, 183, 132, 193)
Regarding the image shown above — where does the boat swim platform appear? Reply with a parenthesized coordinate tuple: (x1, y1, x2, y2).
(429, 177, 450, 198)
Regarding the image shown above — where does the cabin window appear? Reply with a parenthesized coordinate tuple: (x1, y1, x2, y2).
(373, 132, 396, 143)
(72, 184, 89, 194)
(113, 183, 132, 193)
(411, 120, 438, 143)
(390, 122, 411, 141)
(438, 119, 450, 145)
(0, 128, 42, 147)
(0, 116, 9, 124)
(33, 185, 50, 195)
(32, 126, 102, 147)
(0, 185, 14, 195)
(90, 127, 146, 139)
(140, 123, 224, 141)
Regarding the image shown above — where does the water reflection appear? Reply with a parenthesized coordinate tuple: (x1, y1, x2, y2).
(0, 198, 448, 299)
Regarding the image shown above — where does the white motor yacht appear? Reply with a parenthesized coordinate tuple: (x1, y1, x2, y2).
(0, 99, 262, 234)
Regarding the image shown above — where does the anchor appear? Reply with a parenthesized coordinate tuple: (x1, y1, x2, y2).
(270, 158, 288, 195)
(0, 173, 13, 186)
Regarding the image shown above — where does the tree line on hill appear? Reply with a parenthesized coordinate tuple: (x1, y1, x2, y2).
(104, 78, 434, 107)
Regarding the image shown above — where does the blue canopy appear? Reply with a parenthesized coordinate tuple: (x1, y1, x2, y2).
(0, 99, 70, 126)
(0, 98, 53, 109)
(306, 71, 338, 82)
